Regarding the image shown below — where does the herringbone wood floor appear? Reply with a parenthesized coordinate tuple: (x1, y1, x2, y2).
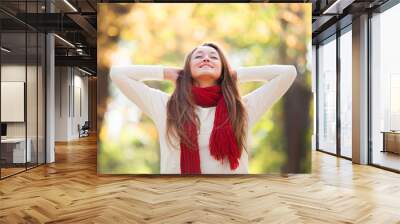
(0, 135, 400, 224)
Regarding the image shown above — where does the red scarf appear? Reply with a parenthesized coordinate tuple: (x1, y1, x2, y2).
(180, 85, 241, 174)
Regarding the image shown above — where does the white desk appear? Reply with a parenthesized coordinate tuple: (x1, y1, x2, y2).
(1, 138, 31, 163)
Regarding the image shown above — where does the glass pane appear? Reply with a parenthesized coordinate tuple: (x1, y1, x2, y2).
(27, 31, 38, 169)
(371, 4, 400, 171)
(1, 30, 27, 177)
(340, 29, 352, 158)
(38, 32, 45, 164)
(27, 0, 39, 169)
(318, 37, 337, 154)
(0, 1, 46, 178)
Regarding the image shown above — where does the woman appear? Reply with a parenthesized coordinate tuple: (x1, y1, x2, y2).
(110, 43, 297, 174)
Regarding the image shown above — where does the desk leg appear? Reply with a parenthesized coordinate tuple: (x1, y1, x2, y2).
(382, 133, 386, 153)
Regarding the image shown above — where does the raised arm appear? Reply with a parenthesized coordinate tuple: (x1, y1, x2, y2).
(109, 65, 170, 124)
(236, 65, 297, 127)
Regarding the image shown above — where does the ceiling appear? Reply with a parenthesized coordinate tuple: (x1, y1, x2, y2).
(312, 0, 390, 44)
(0, 0, 97, 75)
(0, 0, 397, 75)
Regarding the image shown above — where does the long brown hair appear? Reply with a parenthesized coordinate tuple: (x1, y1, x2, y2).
(166, 43, 248, 155)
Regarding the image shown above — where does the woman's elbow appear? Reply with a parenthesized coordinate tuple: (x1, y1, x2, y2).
(109, 66, 123, 82)
(289, 65, 297, 77)
(285, 65, 297, 83)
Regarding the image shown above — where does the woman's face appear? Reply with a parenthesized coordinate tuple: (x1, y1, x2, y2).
(190, 46, 222, 85)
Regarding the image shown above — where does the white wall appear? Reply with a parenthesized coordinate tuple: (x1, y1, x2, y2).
(1, 63, 46, 164)
(55, 66, 69, 141)
(1, 65, 37, 138)
(71, 72, 89, 139)
(54, 67, 89, 141)
(1, 65, 26, 142)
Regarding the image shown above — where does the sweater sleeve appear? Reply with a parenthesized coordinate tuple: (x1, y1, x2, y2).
(109, 65, 169, 124)
(237, 65, 297, 128)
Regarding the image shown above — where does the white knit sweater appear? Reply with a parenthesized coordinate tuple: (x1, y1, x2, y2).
(109, 65, 297, 174)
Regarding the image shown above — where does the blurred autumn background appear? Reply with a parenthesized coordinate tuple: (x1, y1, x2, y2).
(97, 3, 312, 174)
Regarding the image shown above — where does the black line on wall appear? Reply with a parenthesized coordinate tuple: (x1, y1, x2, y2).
(44, 32, 47, 164)
(336, 28, 341, 157)
(59, 67, 61, 117)
(0, 24, 2, 179)
(36, 12, 39, 167)
(25, 1, 28, 171)
(367, 11, 373, 165)
(69, 68, 71, 118)
(73, 68, 75, 118)
(315, 45, 319, 151)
